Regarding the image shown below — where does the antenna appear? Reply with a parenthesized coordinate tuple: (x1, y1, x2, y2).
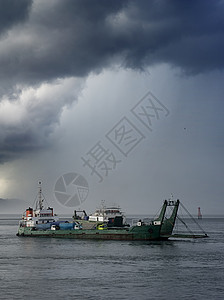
(38, 180, 43, 210)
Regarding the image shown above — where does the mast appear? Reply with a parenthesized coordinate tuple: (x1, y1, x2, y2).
(38, 180, 43, 210)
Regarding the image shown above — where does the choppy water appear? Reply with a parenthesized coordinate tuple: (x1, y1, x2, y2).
(0, 215, 224, 300)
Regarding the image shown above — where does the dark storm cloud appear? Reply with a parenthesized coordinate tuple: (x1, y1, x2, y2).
(122, 0, 224, 74)
(0, 121, 52, 163)
(0, 0, 224, 163)
(1, 0, 224, 86)
(0, 0, 31, 35)
(0, 77, 84, 164)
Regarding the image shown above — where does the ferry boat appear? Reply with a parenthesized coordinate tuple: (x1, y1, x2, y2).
(17, 182, 181, 240)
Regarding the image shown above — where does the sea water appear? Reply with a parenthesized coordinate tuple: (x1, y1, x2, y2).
(0, 215, 224, 300)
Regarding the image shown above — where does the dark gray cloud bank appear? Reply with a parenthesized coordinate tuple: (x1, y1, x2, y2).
(0, 0, 31, 35)
(0, 0, 224, 163)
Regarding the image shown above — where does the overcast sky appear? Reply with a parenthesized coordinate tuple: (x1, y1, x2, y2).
(0, 0, 223, 215)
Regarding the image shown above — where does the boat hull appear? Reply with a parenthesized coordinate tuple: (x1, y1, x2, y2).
(17, 224, 162, 241)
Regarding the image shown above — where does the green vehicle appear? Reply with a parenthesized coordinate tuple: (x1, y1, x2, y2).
(17, 182, 180, 240)
(17, 200, 178, 241)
